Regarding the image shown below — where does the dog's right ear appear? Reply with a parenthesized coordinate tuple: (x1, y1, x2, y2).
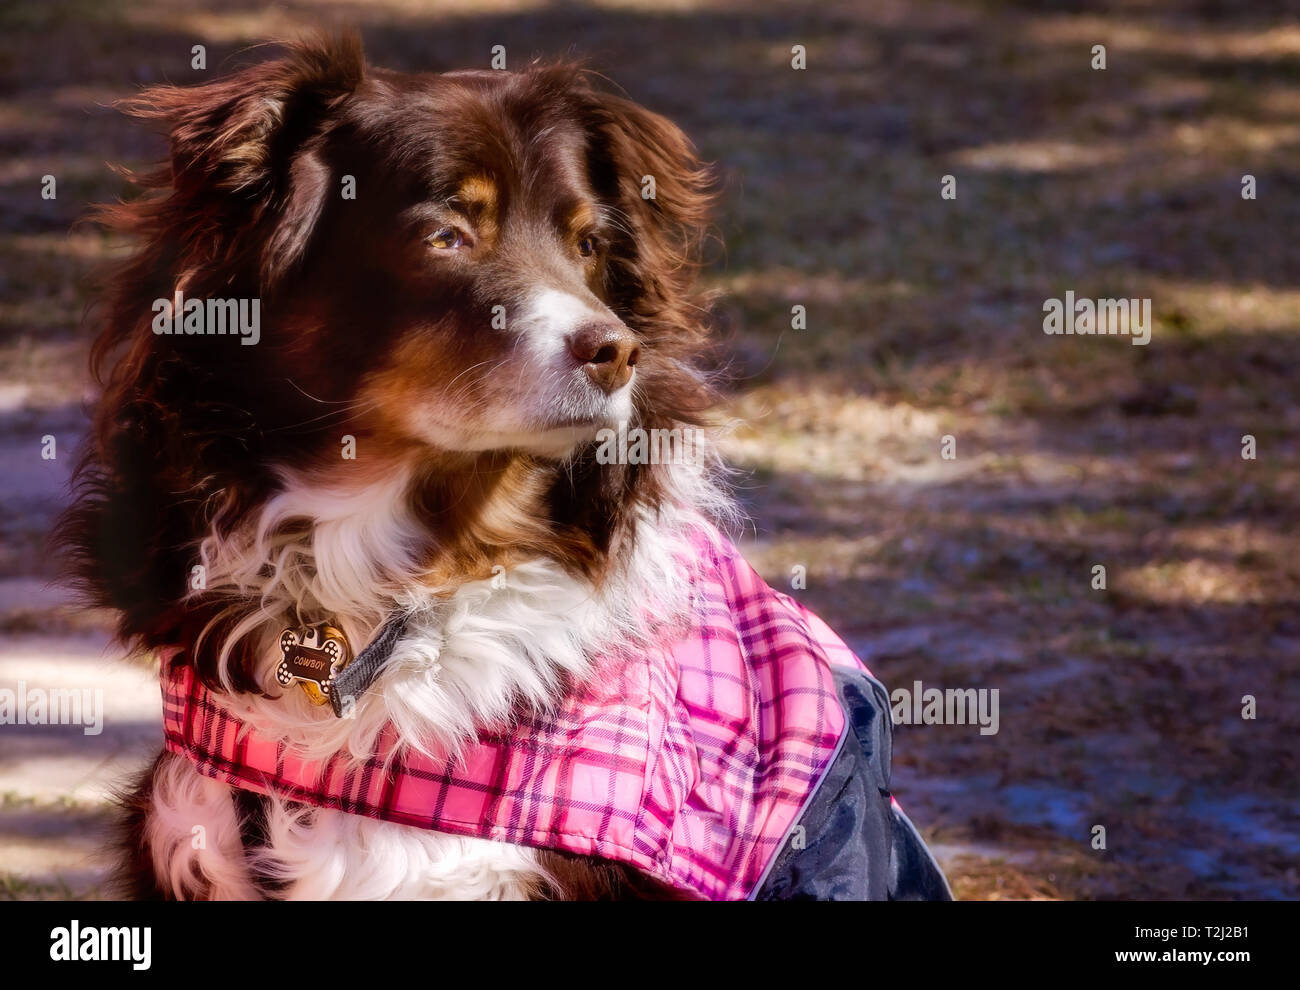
(119, 31, 366, 285)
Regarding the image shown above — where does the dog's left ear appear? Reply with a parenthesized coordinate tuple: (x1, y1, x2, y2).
(578, 85, 718, 330)
(119, 31, 366, 287)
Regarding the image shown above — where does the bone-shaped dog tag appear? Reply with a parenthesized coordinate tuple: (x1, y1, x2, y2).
(276, 624, 352, 706)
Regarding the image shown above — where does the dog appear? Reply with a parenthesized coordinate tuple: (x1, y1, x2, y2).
(60, 32, 951, 901)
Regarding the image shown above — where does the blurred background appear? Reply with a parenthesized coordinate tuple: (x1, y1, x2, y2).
(1, 0, 1297, 899)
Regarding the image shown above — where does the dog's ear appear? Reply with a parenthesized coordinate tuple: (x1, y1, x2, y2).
(578, 86, 718, 335)
(119, 32, 365, 286)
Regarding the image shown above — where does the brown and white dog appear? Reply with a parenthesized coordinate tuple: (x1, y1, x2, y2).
(61, 32, 734, 899)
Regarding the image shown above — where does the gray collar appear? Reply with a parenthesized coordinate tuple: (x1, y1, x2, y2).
(328, 611, 412, 718)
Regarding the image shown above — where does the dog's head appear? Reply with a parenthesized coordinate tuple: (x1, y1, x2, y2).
(325, 62, 689, 457)
(122, 33, 713, 454)
(65, 33, 721, 657)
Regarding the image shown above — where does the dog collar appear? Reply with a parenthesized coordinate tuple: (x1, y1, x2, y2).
(276, 612, 412, 717)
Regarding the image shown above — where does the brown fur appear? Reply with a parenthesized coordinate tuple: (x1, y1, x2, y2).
(533, 850, 702, 901)
(60, 30, 721, 899)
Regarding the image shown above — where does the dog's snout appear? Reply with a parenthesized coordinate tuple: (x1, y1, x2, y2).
(567, 324, 640, 392)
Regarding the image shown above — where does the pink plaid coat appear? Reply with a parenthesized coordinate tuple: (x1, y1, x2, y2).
(162, 528, 870, 900)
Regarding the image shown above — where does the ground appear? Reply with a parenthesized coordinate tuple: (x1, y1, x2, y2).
(0, 0, 1297, 900)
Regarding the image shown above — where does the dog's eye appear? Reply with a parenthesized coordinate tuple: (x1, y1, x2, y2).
(427, 227, 466, 250)
(577, 234, 598, 258)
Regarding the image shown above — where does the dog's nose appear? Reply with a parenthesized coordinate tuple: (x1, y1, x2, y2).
(567, 324, 640, 392)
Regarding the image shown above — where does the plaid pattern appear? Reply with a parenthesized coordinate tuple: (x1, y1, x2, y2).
(161, 526, 869, 900)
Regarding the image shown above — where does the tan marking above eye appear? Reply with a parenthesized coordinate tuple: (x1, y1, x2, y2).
(455, 175, 498, 214)
(448, 175, 498, 246)
(566, 203, 597, 238)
